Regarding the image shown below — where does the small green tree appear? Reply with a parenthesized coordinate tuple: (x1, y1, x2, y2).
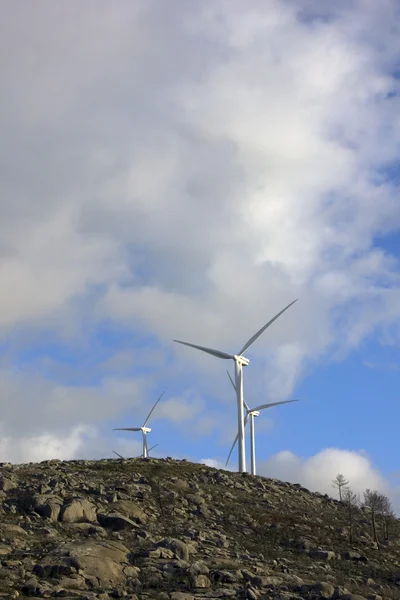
(342, 487, 359, 543)
(332, 473, 349, 501)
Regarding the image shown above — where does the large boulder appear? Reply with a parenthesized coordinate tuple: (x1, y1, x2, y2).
(109, 499, 147, 524)
(192, 574, 212, 588)
(0, 523, 28, 539)
(97, 511, 138, 531)
(34, 540, 130, 589)
(32, 494, 63, 521)
(0, 476, 17, 491)
(302, 582, 335, 599)
(156, 537, 191, 561)
(60, 497, 97, 523)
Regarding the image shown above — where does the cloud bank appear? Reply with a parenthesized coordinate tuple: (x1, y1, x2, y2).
(0, 1, 399, 464)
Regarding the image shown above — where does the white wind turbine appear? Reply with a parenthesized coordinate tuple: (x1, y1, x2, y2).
(174, 299, 297, 473)
(113, 392, 165, 458)
(225, 370, 299, 475)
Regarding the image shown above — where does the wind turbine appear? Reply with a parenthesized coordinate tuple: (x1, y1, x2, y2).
(226, 370, 299, 475)
(113, 392, 165, 458)
(174, 299, 297, 473)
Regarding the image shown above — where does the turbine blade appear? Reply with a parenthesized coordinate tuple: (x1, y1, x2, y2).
(113, 427, 141, 431)
(148, 443, 159, 453)
(238, 299, 298, 356)
(252, 399, 299, 411)
(112, 450, 125, 459)
(243, 399, 250, 412)
(225, 415, 250, 467)
(226, 370, 236, 391)
(225, 432, 239, 467)
(174, 340, 233, 360)
(143, 391, 165, 427)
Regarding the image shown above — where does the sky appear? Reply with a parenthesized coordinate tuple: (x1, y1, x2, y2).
(1, 0, 400, 507)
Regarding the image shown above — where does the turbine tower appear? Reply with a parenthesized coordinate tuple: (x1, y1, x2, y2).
(174, 299, 297, 473)
(113, 392, 165, 458)
(226, 370, 299, 475)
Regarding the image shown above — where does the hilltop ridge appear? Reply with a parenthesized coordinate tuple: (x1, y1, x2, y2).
(0, 457, 399, 599)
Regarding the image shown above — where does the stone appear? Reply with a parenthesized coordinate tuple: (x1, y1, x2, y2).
(109, 500, 147, 524)
(32, 494, 63, 521)
(304, 581, 335, 599)
(188, 561, 209, 576)
(0, 476, 17, 491)
(156, 537, 190, 561)
(341, 550, 368, 562)
(60, 497, 97, 523)
(191, 573, 212, 588)
(34, 540, 129, 589)
(0, 524, 28, 539)
(170, 593, 194, 600)
(97, 511, 138, 530)
(310, 549, 336, 561)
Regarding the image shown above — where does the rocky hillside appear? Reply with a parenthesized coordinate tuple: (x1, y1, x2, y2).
(0, 457, 399, 600)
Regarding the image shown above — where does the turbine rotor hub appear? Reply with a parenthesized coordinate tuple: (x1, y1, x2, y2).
(249, 410, 260, 417)
(141, 427, 151, 433)
(234, 354, 250, 367)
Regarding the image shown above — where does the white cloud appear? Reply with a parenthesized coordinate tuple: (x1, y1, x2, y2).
(0, 425, 95, 464)
(0, 1, 400, 461)
(259, 447, 389, 497)
(200, 457, 234, 471)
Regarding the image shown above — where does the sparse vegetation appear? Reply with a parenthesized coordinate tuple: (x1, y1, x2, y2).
(341, 486, 359, 543)
(332, 473, 349, 501)
(363, 488, 384, 547)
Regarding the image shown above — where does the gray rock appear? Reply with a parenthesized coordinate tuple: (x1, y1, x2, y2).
(310, 549, 336, 561)
(156, 537, 190, 561)
(170, 593, 194, 600)
(0, 476, 17, 491)
(97, 511, 138, 530)
(303, 581, 335, 599)
(109, 499, 147, 524)
(34, 540, 129, 588)
(341, 550, 368, 562)
(32, 494, 63, 521)
(192, 573, 212, 588)
(189, 560, 209, 576)
(60, 497, 97, 523)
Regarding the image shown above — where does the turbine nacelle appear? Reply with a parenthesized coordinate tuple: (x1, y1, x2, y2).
(233, 354, 250, 367)
(141, 426, 151, 433)
(249, 410, 260, 417)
